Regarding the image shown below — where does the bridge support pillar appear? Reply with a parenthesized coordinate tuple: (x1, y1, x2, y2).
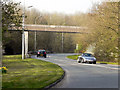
(24, 31, 28, 58)
(34, 31, 36, 52)
(62, 32, 64, 53)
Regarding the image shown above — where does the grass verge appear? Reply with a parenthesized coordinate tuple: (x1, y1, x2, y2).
(2, 55, 64, 88)
(67, 55, 80, 60)
(67, 55, 119, 65)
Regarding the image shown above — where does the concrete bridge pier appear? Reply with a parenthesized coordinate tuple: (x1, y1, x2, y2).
(24, 31, 28, 58)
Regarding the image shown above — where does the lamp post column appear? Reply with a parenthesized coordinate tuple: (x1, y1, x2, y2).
(62, 32, 64, 53)
(34, 16, 42, 52)
(22, 0, 33, 59)
(34, 31, 36, 52)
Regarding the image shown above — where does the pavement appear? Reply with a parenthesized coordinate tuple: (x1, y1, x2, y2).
(31, 53, 119, 88)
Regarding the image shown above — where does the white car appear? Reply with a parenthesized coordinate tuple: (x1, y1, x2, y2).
(77, 53, 96, 64)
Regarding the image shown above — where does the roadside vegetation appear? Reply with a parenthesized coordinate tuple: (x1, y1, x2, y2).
(2, 55, 64, 88)
(88, 2, 119, 62)
(67, 55, 119, 65)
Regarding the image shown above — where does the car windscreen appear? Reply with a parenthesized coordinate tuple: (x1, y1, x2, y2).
(82, 53, 93, 57)
(38, 50, 45, 54)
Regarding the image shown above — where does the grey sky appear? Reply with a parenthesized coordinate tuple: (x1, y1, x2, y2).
(13, 0, 102, 14)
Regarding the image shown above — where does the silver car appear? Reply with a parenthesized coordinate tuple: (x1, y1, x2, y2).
(77, 53, 96, 64)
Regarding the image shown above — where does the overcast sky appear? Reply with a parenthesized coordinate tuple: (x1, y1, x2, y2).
(13, 0, 102, 14)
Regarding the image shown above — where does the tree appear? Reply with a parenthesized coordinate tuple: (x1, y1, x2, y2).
(2, 1, 22, 32)
(2, 1, 23, 54)
(88, 2, 119, 62)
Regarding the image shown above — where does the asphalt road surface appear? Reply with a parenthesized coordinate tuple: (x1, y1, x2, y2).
(32, 53, 119, 88)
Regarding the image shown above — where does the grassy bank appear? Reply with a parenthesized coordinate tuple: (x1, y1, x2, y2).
(2, 55, 64, 88)
(67, 55, 80, 60)
(67, 55, 118, 65)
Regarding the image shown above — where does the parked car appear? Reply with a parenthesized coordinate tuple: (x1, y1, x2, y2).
(77, 53, 96, 64)
(37, 49, 46, 58)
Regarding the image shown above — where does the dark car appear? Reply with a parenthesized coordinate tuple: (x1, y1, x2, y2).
(37, 50, 46, 58)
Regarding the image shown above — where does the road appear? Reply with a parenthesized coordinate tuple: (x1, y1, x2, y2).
(32, 53, 119, 88)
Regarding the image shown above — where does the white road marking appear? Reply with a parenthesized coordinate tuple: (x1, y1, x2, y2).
(78, 63, 118, 70)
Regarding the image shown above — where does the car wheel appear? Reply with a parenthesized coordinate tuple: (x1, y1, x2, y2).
(44, 55, 46, 58)
(93, 61, 96, 64)
(81, 58, 84, 63)
(78, 61, 81, 63)
(89, 62, 92, 64)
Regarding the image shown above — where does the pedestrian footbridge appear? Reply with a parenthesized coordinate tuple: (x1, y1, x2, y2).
(9, 24, 89, 33)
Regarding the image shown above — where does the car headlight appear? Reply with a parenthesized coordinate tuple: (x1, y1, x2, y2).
(94, 57, 96, 60)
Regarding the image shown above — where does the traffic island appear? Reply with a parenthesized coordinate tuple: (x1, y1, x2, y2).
(45, 67, 65, 89)
(2, 55, 64, 89)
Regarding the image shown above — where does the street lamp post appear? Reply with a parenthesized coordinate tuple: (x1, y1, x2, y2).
(61, 16, 66, 53)
(34, 16, 42, 52)
(22, 0, 33, 59)
(62, 32, 64, 53)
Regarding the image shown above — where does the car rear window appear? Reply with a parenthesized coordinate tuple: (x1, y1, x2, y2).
(38, 50, 45, 54)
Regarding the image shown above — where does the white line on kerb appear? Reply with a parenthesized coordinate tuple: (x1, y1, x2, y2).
(79, 63, 118, 70)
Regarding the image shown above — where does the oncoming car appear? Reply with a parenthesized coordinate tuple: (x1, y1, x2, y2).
(77, 53, 96, 64)
(37, 50, 46, 58)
